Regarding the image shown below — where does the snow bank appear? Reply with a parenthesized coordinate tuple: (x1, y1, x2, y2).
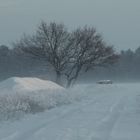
(0, 77, 68, 121)
(0, 77, 64, 94)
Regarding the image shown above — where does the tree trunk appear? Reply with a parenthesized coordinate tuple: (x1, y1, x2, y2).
(56, 72, 61, 85)
(66, 78, 74, 88)
(66, 67, 81, 88)
(66, 78, 76, 88)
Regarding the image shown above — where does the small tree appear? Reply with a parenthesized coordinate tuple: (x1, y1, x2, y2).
(65, 27, 118, 87)
(14, 22, 71, 84)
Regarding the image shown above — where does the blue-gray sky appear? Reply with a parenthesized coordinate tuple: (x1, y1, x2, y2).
(0, 0, 140, 51)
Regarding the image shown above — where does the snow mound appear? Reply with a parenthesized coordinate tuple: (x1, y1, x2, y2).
(0, 77, 67, 121)
(0, 77, 64, 94)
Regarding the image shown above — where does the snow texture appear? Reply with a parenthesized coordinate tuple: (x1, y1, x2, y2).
(0, 77, 67, 121)
(0, 79, 140, 140)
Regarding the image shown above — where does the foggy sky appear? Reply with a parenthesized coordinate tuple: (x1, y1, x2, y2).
(0, 0, 140, 51)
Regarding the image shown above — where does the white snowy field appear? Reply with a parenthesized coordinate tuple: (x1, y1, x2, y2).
(0, 79, 140, 140)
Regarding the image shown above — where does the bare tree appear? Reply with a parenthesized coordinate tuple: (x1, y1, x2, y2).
(65, 27, 119, 87)
(14, 22, 71, 84)
(14, 22, 118, 88)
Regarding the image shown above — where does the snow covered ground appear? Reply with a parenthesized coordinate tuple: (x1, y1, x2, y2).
(0, 79, 140, 140)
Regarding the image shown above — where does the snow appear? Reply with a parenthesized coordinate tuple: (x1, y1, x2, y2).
(0, 77, 64, 94)
(0, 77, 67, 121)
(0, 82, 140, 140)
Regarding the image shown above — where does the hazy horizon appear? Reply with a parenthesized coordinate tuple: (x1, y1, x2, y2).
(0, 0, 140, 51)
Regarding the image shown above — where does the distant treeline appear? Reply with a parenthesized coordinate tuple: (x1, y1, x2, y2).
(0, 44, 140, 82)
(83, 47, 140, 82)
(0, 45, 49, 81)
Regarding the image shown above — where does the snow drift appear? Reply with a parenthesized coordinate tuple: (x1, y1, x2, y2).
(0, 77, 64, 94)
(0, 77, 68, 121)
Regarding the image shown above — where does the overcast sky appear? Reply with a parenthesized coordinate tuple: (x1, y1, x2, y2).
(0, 0, 140, 51)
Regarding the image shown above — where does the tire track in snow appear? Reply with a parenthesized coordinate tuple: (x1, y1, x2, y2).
(89, 95, 127, 140)
(28, 93, 124, 140)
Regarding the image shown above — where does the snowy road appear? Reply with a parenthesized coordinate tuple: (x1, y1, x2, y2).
(0, 83, 140, 140)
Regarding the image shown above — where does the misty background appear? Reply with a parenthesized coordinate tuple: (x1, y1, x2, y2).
(0, 0, 140, 83)
(0, 44, 139, 83)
